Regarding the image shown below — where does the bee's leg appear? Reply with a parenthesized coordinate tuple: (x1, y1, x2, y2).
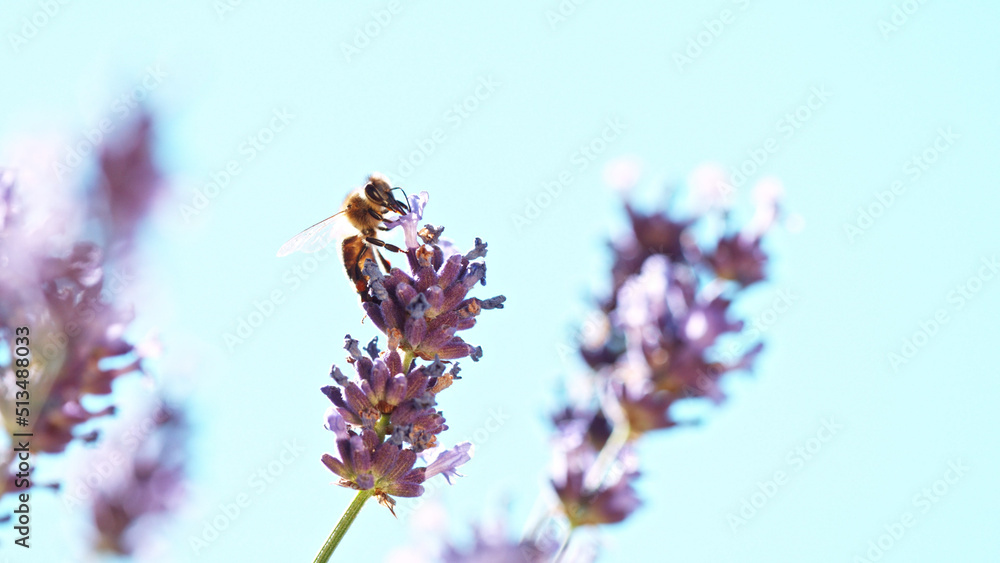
(367, 209, 384, 221)
(365, 237, 404, 254)
(358, 239, 399, 274)
(374, 248, 391, 271)
(348, 241, 368, 281)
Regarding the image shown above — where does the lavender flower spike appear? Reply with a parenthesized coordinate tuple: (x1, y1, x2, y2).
(313, 180, 503, 560)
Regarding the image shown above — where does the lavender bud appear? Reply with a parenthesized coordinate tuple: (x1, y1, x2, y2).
(425, 355, 446, 379)
(464, 262, 487, 287)
(344, 334, 362, 361)
(365, 337, 380, 360)
(479, 295, 506, 310)
(406, 293, 430, 318)
(419, 224, 444, 245)
(363, 258, 389, 301)
(464, 237, 488, 261)
(330, 365, 349, 385)
(413, 393, 437, 409)
(320, 385, 340, 403)
(388, 425, 409, 446)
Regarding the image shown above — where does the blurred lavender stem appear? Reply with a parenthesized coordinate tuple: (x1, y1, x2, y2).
(552, 421, 630, 562)
(581, 421, 631, 493)
(313, 490, 373, 563)
(553, 533, 573, 563)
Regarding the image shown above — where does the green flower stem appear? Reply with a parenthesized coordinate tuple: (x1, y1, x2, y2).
(402, 349, 416, 372)
(313, 489, 373, 563)
(374, 413, 391, 442)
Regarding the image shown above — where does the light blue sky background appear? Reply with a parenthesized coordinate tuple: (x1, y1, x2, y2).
(2, 1, 999, 561)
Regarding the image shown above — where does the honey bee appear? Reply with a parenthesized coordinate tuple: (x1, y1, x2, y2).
(276, 174, 409, 300)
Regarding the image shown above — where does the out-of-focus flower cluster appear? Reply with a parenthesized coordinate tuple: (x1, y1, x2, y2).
(548, 162, 781, 529)
(0, 115, 168, 497)
(82, 401, 187, 556)
(96, 114, 161, 257)
(320, 190, 504, 514)
(440, 517, 558, 563)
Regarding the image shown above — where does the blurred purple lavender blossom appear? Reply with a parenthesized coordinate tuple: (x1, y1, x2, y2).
(85, 401, 187, 556)
(0, 115, 167, 498)
(441, 517, 558, 563)
(550, 408, 641, 528)
(538, 161, 782, 548)
(95, 114, 164, 258)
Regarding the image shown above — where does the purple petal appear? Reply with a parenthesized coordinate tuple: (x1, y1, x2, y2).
(404, 317, 428, 347)
(396, 282, 417, 308)
(437, 254, 463, 288)
(383, 482, 424, 498)
(423, 285, 444, 311)
(371, 360, 390, 397)
(386, 448, 418, 481)
(383, 191, 428, 249)
(385, 374, 407, 406)
(321, 453, 350, 479)
(424, 442, 473, 484)
(337, 406, 362, 426)
(323, 407, 350, 440)
(372, 442, 398, 477)
(348, 435, 372, 473)
(435, 337, 477, 360)
(355, 474, 375, 490)
(363, 301, 387, 331)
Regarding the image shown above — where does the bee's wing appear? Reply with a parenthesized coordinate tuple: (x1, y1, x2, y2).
(276, 210, 349, 257)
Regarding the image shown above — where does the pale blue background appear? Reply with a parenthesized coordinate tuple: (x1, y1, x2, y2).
(2, 1, 999, 561)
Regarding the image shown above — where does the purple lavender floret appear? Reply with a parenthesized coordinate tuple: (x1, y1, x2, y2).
(423, 442, 473, 484)
(321, 424, 427, 498)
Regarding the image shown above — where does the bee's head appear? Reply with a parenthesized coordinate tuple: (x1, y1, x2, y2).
(364, 174, 409, 215)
